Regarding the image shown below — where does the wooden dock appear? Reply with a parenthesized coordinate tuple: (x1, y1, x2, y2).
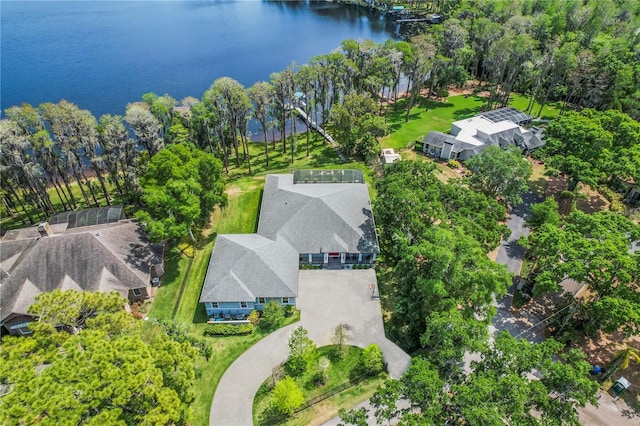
(395, 18, 436, 23)
(295, 107, 346, 162)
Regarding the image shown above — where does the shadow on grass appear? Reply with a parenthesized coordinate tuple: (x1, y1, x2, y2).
(452, 106, 483, 120)
(192, 302, 210, 324)
(256, 404, 287, 426)
(162, 251, 183, 288)
(419, 99, 454, 110)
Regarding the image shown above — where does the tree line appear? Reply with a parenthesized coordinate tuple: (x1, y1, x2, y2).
(338, 159, 601, 425)
(389, 0, 640, 119)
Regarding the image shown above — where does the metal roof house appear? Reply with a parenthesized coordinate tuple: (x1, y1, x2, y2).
(0, 212, 163, 336)
(199, 170, 380, 319)
(422, 107, 544, 160)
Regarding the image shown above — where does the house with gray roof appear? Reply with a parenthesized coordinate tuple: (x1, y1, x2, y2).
(422, 107, 544, 160)
(200, 235, 298, 318)
(199, 170, 380, 319)
(1, 215, 163, 336)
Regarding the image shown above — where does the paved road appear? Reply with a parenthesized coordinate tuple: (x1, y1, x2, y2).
(210, 270, 411, 426)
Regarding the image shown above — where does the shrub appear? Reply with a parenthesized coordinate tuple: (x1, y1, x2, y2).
(248, 310, 260, 325)
(260, 300, 285, 331)
(598, 185, 626, 214)
(284, 305, 296, 317)
(362, 344, 384, 374)
(447, 159, 460, 169)
(204, 323, 254, 336)
(272, 377, 304, 415)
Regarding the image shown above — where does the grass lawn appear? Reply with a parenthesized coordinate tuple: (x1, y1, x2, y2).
(253, 346, 388, 426)
(190, 311, 300, 426)
(380, 93, 563, 152)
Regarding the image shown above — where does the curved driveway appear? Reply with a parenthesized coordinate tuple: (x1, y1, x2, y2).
(210, 269, 411, 426)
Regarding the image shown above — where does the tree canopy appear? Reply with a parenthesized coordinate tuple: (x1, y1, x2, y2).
(136, 143, 226, 243)
(374, 161, 511, 350)
(465, 145, 533, 205)
(540, 109, 640, 190)
(521, 207, 640, 337)
(0, 290, 198, 425)
(343, 333, 599, 426)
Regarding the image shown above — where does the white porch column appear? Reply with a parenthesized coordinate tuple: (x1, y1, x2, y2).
(308, 254, 312, 263)
(358, 253, 363, 262)
(323, 253, 329, 264)
(340, 253, 345, 263)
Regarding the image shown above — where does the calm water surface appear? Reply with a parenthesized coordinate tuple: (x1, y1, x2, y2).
(2, 0, 398, 117)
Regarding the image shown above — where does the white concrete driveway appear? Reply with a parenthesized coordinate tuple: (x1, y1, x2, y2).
(210, 269, 411, 426)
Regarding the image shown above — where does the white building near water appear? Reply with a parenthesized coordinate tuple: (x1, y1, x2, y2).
(423, 107, 545, 160)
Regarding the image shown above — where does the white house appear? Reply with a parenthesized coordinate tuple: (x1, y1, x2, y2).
(423, 107, 544, 160)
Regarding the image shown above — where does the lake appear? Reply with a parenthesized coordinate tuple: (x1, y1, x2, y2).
(1, 0, 398, 118)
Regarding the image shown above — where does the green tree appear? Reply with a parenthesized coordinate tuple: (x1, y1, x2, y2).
(525, 210, 640, 336)
(272, 377, 304, 416)
(259, 300, 284, 331)
(328, 92, 388, 159)
(351, 333, 598, 425)
(420, 308, 489, 378)
(124, 103, 164, 158)
(28, 289, 125, 329)
(135, 143, 226, 243)
(248, 81, 274, 167)
(374, 161, 511, 350)
(287, 326, 316, 375)
(332, 323, 349, 359)
(527, 196, 562, 230)
(465, 145, 533, 206)
(361, 344, 384, 375)
(0, 291, 197, 425)
(338, 407, 368, 426)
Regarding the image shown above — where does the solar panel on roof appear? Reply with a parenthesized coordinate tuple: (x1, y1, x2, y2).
(480, 107, 532, 125)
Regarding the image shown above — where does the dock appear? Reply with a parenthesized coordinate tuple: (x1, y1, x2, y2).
(396, 18, 437, 23)
(295, 106, 346, 162)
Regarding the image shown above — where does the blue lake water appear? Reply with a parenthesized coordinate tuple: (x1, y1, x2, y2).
(1, 0, 398, 118)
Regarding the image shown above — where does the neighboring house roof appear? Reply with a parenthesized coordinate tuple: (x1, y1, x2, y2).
(199, 234, 298, 303)
(0, 220, 162, 323)
(257, 174, 380, 254)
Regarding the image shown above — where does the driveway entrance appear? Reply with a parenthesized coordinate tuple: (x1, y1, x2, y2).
(210, 269, 410, 426)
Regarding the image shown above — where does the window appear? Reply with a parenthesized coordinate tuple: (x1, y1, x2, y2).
(282, 297, 289, 304)
(257, 297, 266, 304)
(211, 302, 219, 309)
(9, 322, 33, 336)
(240, 302, 248, 308)
(132, 288, 142, 297)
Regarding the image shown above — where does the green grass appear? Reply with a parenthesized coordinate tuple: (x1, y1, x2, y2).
(191, 312, 300, 426)
(380, 93, 564, 152)
(381, 95, 486, 151)
(253, 346, 388, 426)
(148, 252, 192, 320)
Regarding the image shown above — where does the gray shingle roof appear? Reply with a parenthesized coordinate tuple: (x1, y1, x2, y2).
(423, 131, 456, 148)
(199, 234, 298, 303)
(257, 174, 379, 254)
(0, 221, 162, 322)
